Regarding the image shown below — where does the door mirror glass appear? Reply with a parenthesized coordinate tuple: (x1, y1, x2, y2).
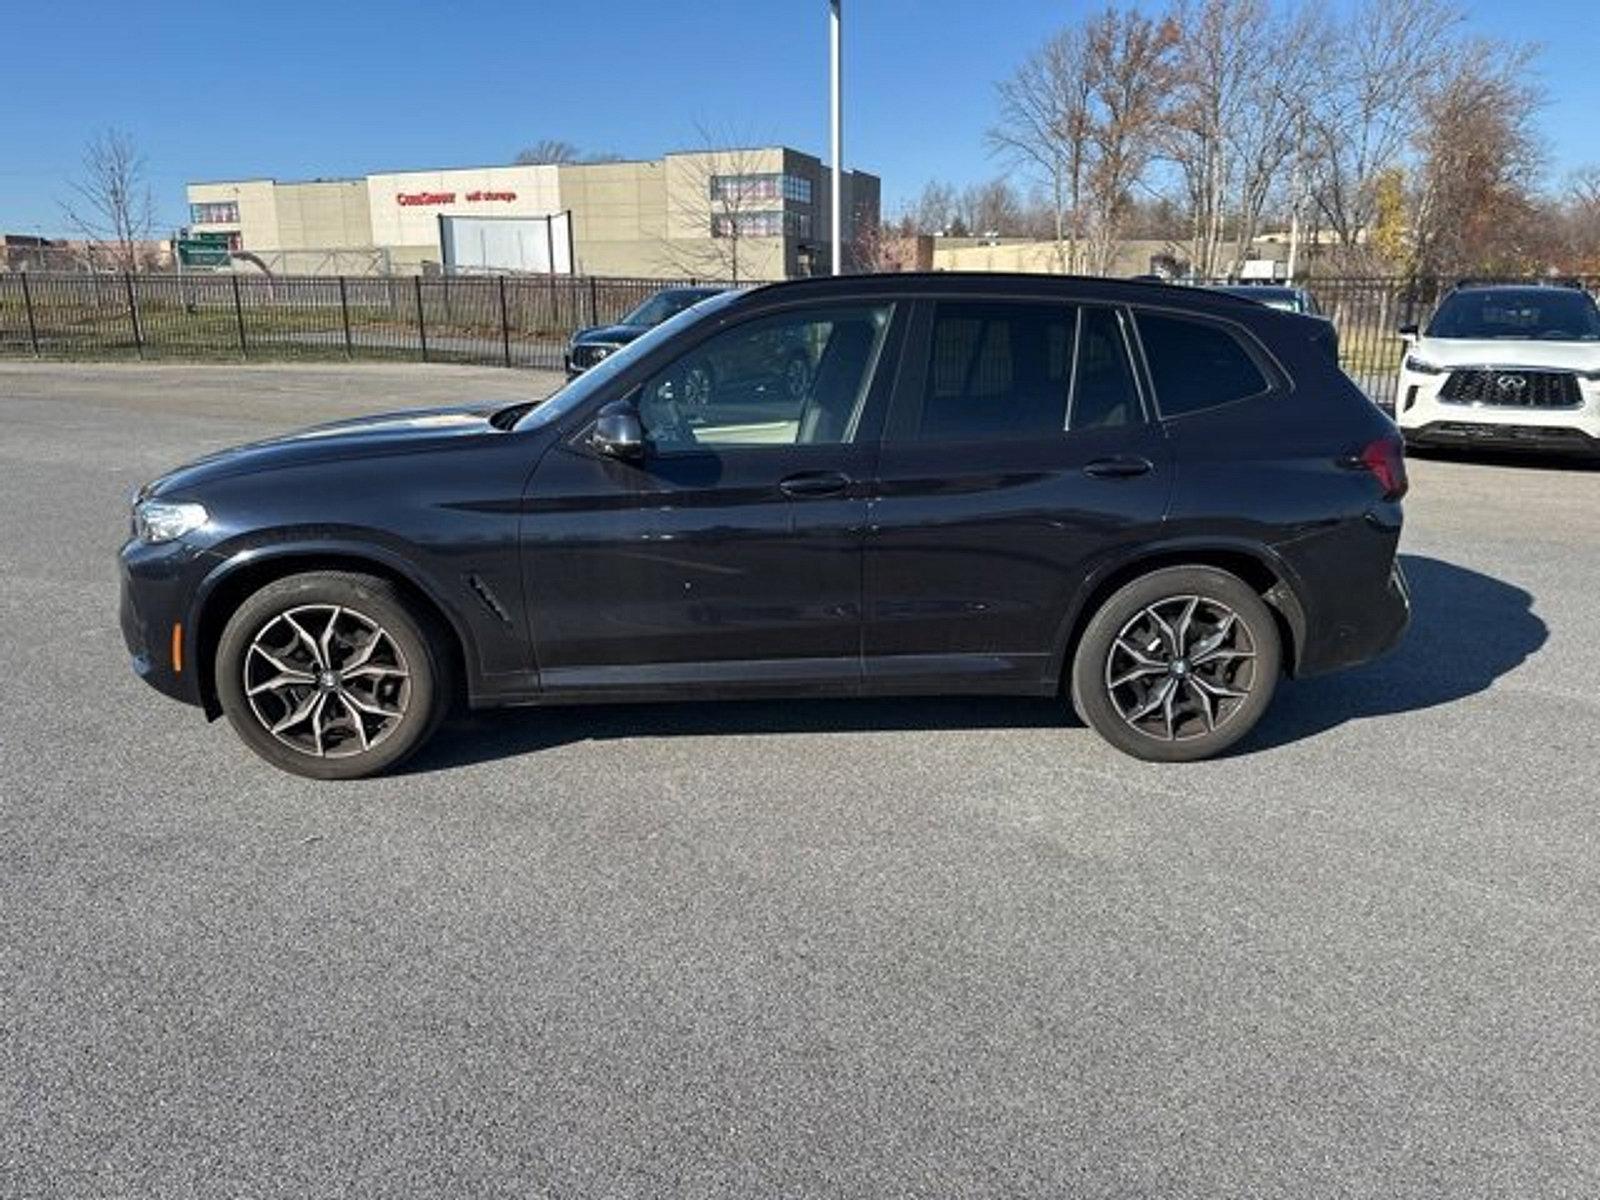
(591, 401, 645, 459)
(1397, 322, 1419, 340)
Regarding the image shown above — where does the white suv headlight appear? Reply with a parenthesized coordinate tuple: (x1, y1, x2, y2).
(133, 499, 209, 544)
(1403, 354, 1446, 375)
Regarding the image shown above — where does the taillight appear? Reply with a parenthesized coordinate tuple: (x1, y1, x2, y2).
(1357, 434, 1408, 501)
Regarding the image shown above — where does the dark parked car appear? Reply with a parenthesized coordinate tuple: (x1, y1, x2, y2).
(566, 285, 728, 375)
(1206, 283, 1339, 360)
(121, 274, 1409, 779)
(1203, 283, 1324, 317)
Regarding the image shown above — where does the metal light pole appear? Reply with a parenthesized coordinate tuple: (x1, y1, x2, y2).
(829, 0, 843, 276)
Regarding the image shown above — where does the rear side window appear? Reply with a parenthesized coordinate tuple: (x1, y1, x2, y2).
(912, 301, 1141, 441)
(1136, 312, 1271, 418)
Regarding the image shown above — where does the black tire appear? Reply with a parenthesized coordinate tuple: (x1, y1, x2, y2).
(215, 571, 453, 780)
(1070, 565, 1281, 762)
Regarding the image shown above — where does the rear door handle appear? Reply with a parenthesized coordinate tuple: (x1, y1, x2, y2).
(778, 470, 852, 498)
(1082, 456, 1154, 480)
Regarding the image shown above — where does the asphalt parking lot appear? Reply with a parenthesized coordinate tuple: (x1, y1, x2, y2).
(4, 361, 1599, 1198)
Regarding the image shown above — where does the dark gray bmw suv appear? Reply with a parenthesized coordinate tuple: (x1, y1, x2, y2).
(121, 273, 1409, 779)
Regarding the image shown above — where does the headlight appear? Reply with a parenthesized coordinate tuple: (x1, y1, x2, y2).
(133, 499, 209, 544)
(1403, 354, 1445, 375)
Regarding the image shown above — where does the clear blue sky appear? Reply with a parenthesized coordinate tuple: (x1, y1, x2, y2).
(6, 0, 1598, 237)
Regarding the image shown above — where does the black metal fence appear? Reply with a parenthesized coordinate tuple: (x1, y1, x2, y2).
(0, 273, 711, 371)
(3, 272, 1595, 402)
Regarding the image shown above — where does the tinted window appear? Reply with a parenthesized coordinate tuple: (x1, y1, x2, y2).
(1137, 313, 1271, 417)
(1071, 307, 1142, 431)
(1425, 289, 1600, 340)
(639, 304, 892, 450)
(916, 302, 1073, 440)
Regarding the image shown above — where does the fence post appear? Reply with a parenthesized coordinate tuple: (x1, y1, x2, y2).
(123, 273, 144, 359)
(338, 276, 353, 359)
(20, 273, 40, 357)
(231, 274, 248, 358)
(498, 275, 512, 367)
(587, 276, 598, 326)
(415, 275, 428, 363)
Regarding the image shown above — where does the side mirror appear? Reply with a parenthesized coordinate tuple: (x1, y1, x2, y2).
(591, 400, 645, 460)
(1397, 322, 1419, 340)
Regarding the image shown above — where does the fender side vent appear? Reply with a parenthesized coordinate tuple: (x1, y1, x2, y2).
(466, 573, 513, 626)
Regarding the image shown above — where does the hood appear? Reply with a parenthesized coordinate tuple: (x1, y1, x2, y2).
(147, 401, 515, 497)
(1413, 336, 1600, 372)
(571, 323, 647, 346)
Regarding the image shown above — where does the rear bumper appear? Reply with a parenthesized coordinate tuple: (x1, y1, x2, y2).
(1403, 420, 1600, 457)
(1272, 504, 1410, 679)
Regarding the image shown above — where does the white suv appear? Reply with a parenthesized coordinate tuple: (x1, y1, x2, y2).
(1395, 283, 1600, 458)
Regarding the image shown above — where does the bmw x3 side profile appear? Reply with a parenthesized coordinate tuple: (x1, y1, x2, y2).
(120, 274, 1410, 779)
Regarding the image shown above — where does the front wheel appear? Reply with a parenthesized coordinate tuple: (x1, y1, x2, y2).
(215, 571, 453, 780)
(1070, 566, 1280, 762)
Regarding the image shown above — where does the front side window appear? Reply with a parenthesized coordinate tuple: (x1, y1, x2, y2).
(639, 304, 893, 451)
(913, 301, 1140, 441)
(1136, 312, 1272, 418)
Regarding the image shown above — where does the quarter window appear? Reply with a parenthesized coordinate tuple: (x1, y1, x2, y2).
(1136, 313, 1271, 417)
(639, 304, 893, 451)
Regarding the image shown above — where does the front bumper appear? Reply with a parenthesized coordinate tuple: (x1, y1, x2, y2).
(119, 538, 207, 708)
(1403, 420, 1600, 457)
(1395, 368, 1600, 456)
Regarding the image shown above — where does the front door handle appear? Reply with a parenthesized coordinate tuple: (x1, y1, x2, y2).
(1082, 456, 1154, 480)
(778, 470, 852, 498)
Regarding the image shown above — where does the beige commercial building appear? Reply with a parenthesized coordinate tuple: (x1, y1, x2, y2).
(186, 147, 879, 280)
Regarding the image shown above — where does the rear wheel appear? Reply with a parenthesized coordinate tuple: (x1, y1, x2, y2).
(1071, 565, 1280, 762)
(215, 571, 452, 780)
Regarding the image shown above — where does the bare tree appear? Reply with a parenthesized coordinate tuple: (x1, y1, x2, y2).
(1411, 38, 1544, 277)
(989, 26, 1096, 270)
(659, 125, 782, 282)
(1303, 0, 1461, 254)
(61, 128, 156, 273)
(513, 139, 582, 165)
(959, 177, 1025, 237)
(1561, 166, 1600, 270)
(1082, 6, 1180, 274)
(901, 180, 963, 235)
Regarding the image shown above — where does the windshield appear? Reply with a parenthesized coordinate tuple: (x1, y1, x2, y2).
(1426, 289, 1600, 340)
(515, 290, 742, 431)
(620, 289, 721, 328)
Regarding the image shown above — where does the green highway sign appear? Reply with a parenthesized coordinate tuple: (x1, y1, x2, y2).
(176, 238, 232, 267)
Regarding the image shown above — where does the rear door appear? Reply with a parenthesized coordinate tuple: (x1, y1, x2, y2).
(863, 297, 1172, 692)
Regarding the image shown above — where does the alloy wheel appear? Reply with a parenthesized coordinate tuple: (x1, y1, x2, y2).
(1104, 594, 1257, 742)
(243, 604, 411, 759)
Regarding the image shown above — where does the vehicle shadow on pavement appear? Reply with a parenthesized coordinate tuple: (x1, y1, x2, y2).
(407, 697, 1078, 775)
(403, 552, 1543, 773)
(1242, 552, 1547, 752)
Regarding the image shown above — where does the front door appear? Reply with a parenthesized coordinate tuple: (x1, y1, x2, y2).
(864, 298, 1173, 692)
(522, 300, 901, 695)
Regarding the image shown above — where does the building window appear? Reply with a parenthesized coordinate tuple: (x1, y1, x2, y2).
(711, 210, 813, 239)
(709, 174, 813, 205)
(189, 201, 240, 225)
